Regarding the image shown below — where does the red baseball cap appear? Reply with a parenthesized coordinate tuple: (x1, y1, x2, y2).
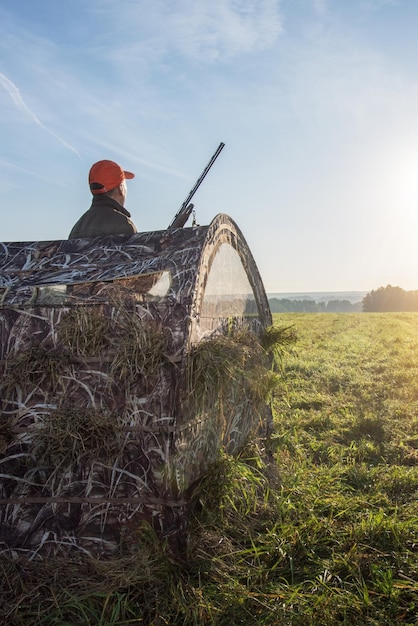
(89, 159, 135, 194)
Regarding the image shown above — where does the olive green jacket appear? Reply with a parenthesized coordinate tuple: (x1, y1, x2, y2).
(68, 196, 137, 239)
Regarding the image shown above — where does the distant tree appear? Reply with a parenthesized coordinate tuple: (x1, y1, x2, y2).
(326, 299, 358, 312)
(408, 290, 418, 310)
(361, 285, 417, 312)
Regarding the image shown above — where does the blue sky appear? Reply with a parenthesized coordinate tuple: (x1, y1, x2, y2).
(1, 0, 418, 293)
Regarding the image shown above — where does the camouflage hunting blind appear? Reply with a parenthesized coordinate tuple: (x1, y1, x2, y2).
(0, 213, 272, 557)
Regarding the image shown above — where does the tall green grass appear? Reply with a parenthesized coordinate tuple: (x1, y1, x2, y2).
(2, 313, 418, 625)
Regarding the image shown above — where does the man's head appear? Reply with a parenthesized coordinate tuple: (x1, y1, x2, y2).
(89, 160, 135, 205)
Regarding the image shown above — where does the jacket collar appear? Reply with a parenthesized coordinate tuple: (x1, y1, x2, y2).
(91, 194, 132, 217)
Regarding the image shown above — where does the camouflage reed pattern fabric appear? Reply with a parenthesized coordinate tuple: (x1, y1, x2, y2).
(0, 214, 272, 557)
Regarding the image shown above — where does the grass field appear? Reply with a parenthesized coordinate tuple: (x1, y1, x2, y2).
(2, 313, 418, 625)
(266, 312, 418, 625)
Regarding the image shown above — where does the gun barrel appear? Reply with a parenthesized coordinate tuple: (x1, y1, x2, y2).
(168, 142, 225, 229)
(181, 142, 225, 209)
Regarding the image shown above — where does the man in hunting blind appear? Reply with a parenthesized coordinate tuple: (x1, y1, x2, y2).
(69, 160, 138, 238)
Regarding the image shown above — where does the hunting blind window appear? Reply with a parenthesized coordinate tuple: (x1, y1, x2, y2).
(33, 270, 172, 304)
(199, 242, 259, 336)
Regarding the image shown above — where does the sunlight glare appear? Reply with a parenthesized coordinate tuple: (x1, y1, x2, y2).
(392, 150, 418, 225)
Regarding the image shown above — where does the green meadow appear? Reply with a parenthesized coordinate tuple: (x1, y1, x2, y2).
(2, 312, 418, 625)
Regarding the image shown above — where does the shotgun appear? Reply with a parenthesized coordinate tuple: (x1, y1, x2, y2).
(168, 142, 225, 229)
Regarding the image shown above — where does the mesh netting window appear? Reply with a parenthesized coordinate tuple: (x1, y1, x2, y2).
(33, 271, 172, 304)
(200, 243, 258, 325)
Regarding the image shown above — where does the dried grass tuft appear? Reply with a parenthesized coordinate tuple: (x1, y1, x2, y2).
(259, 324, 298, 368)
(34, 407, 122, 466)
(57, 308, 112, 356)
(1, 346, 72, 398)
(0, 522, 173, 625)
(185, 326, 291, 418)
(110, 307, 169, 385)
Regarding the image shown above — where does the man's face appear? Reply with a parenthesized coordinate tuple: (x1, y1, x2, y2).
(119, 179, 127, 204)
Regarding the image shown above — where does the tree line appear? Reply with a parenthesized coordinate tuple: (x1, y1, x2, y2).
(268, 285, 418, 313)
(268, 298, 362, 313)
(362, 285, 418, 312)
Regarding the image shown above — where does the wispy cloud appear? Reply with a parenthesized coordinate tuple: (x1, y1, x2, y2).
(89, 0, 283, 64)
(169, 0, 283, 61)
(78, 131, 191, 180)
(0, 157, 75, 190)
(0, 72, 80, 157)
